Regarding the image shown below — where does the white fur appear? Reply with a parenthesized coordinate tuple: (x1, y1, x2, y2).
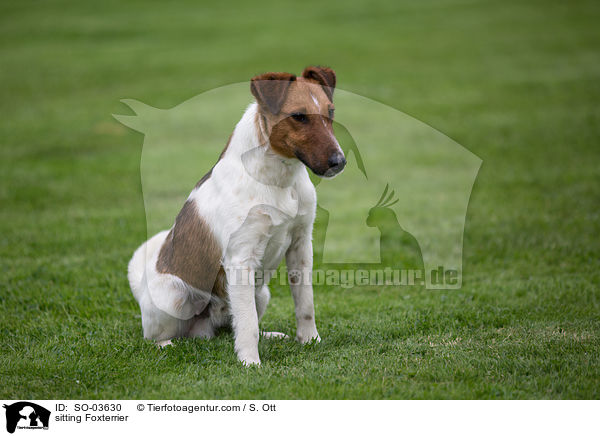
(128, 103, 320, 366)
(310, 91, 321, 111)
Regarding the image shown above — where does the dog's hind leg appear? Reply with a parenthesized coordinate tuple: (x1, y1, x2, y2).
(255, 285, 270, 322)
(187, 312, 215, 339)
(138, 278, 193, 346)
(256, 285, 289, 339)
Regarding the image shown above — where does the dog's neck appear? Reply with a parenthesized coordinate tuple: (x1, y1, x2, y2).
(225, 103, 305, 188)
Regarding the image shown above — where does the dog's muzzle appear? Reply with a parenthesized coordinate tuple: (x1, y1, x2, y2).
(323, 152, 346, 178)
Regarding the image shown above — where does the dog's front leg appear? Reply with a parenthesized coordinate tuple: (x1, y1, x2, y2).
(286, 231, 320, 344)
(226, 265, 261, 366)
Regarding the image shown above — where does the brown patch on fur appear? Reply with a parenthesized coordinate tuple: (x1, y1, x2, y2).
(156, 200, 223, 293)
(302, 66, 336, 101)
(157, 131, 233, 314)
(250, 72, 296, 114)
(250, 67, 343, 175)
(251, 67, 341, 176)
(278, 76, 333, 118)
(212, 266, 228, 300)
(269, 114, 336, 177)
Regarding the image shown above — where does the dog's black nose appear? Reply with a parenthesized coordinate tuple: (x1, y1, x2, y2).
(327, 153, 346, 171)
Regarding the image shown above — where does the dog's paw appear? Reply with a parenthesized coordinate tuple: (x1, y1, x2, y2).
(296, 331, 321, 344)
(156, 339, 173, 348)
(261, 331, 290, 340)
(237, 351, 261, 367)
(240, 357, 261, 367)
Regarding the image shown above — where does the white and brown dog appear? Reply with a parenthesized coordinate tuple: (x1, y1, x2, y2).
(128, 66, 345, 365)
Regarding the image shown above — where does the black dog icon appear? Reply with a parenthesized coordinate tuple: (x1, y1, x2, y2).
(3, 402, 50, 434)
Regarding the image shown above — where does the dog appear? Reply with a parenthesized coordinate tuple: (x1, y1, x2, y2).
(128, 66, 345, 365)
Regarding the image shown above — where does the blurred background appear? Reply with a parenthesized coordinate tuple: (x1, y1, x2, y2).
(1, 0, 598, 398)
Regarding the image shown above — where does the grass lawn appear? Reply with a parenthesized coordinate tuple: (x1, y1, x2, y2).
(1, 0, 599, 399)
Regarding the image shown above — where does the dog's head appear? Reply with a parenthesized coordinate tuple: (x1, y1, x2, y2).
(251, 66, 346, 178)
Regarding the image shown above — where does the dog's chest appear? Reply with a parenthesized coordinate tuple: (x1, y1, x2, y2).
(205, 157, 315, 272)
(241, 195, 302, 271)
(224, 184, 310, 271)
(261, 218, 295, 270)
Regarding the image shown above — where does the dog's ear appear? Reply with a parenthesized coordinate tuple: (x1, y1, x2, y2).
(251, 72, 296, 115)
(302, 66, 336, 101)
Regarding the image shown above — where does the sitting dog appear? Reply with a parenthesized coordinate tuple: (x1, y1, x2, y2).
(128, 66, 345, 365)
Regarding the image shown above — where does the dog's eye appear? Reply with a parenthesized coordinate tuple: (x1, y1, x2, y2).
(291, 112, 308, 123)
(328, 108, 335, 119)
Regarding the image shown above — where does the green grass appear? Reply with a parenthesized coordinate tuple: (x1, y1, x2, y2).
(1, 0, 599, 399)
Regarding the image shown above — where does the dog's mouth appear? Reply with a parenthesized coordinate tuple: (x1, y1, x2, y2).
(294, 149, 346, 179)
(321, 166, 345, 178)
(293, 150, 319, 175)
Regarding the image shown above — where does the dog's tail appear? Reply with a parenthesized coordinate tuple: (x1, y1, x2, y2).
(128, 230, 169, 302)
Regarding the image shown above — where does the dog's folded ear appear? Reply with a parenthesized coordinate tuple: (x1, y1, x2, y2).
(302, 66, 336, 101)
(251, 72, 296, 114)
